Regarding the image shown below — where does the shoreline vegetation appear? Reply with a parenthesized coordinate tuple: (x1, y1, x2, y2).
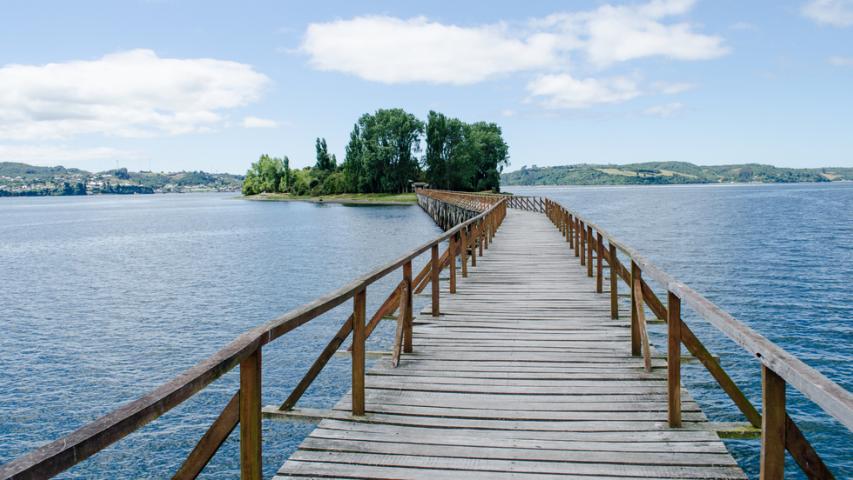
(245, 192, 417, 204)
(502, 162, 853, 186)
(241, 108, 510, 199)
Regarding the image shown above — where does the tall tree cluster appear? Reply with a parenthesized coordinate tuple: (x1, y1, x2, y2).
(242, 109, 509, 196)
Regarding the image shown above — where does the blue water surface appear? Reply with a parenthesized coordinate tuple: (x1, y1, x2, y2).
(1, 185, 850, 478)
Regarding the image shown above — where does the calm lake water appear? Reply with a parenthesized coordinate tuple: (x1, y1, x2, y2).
(1, 184, 851, 478)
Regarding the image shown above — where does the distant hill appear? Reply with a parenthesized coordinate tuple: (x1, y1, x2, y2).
(501, 162, 853, 186)
(0, 162, 244, 196)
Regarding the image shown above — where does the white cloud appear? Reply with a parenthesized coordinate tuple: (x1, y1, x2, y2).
(803, 0, 853, 27)
(527, 74, 641, 108)
(643, 102, 684, 117)
(0, 49, 270, 140)
(730, 21, 757, 31)
(538, 0, 728, 67)
(829, 55, 853, 66)
(242, 116, 279, 128)
(301, 16, 557, 85)
(0, 144, 141, 164)
(500, 109, 516, 117)
(300, 1, 726, 86)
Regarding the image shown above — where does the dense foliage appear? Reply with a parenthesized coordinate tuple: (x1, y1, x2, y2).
(501, 162, 853, 186)
(424, 112, 509, 192)
(242, 109, 511, 196)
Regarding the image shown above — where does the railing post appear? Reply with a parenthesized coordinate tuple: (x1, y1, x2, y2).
(574, 218, 580, 257)
(239, 348, 262, 480)
(478, 225, 484, 257)
(596, 233, 603, 293)
(760, 366, 786, 480)
(630, 261, 641, 356)
(609, 243, 618, 319)
(431, 244, 440, 317)
(587, 225, 594, 277)
(566, 212, 575, 248)
(403, 261, 413, 353)
(460, 228, 468, 278)
(580, 221, 587, 266)
(352, 287, 366, 416)
(667, 292, 682, 427)
(471, 225, 478, 267)
(449, 234, 457, 294)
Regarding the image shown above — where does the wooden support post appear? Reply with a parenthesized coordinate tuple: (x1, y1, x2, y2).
(478, 228, 484, 257)
(609, 243, 618, 319)
(596, 233, 604, 293)
(579, 221, 586, 265)
(351, 288, 366, 416)
(574, 217, 580, 256)
(587, 226, 594, 276)
(760, 366, 786, 480)
(239, 349, 262, 480)
(449, 234, 457, 294)
(431, 244, 440, 317)
(471, 226, 477, 267)
(630, 261, 641, 356)
(667, 292, 682, 427)
(403, 261, 413, 353)
(460, 228, 468, 278)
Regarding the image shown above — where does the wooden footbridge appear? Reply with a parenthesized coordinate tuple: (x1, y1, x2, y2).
(2, 189, 851, 479)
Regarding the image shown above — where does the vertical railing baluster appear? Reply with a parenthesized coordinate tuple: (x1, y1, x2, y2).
(239, 349, 261, 480)
(460, 228, 468, 278)
(449, 234, 457, 294)
(596, 233, 603, 293)
(667, 292, 682, 427)
(431, 244, 440, 316)
(351, 288, 366, 416)
(630, 261, 641, 356)
(403, 261, 413, 353)
(587, 225, 594, 277)
(761, 366, 786, 480)
(609, 243, 618, 319)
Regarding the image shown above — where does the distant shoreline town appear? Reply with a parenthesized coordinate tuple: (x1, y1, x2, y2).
(0, 162, 243, 196)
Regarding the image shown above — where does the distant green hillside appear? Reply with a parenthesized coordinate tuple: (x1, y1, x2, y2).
(501, 162, 853, 186)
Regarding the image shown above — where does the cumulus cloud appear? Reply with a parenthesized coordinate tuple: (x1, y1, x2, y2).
(242, 116, 279, 128)
(829, 55, 853, 65)
(527, 74, 641, 108)
(0, 144, 141, 164)
(643, 102, 685, 117)
(0, 49, 270, 140)
(301, 16, 557, 85)
(802, 0, 853, 27)
(300, 0, 726, 88)
(539, 0, 728, 67)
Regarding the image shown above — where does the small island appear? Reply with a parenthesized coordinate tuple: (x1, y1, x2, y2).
(241, 108, 510, 203)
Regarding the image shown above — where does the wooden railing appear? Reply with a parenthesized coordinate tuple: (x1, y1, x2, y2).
(414, 187, 544, 213)
(543, 198, 852, 480)
(0, 193, 507, 480)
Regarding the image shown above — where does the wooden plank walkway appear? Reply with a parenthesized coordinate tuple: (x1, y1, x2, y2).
(274, 209, 746, 479)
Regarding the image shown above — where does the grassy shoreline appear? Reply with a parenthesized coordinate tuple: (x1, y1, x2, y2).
(243, 192, 417, 205)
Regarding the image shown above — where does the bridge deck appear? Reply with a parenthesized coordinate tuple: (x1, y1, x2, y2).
(275, 210, 746, 479)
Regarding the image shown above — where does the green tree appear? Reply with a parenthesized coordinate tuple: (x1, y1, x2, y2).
(242, 154, 287, 195)
(342, 109, 423, 193)
(314, 138, 336, 172)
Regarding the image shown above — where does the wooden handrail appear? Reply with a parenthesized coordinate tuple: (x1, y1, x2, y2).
(542, 197, 850, 479)
(0, 191, 507, 480)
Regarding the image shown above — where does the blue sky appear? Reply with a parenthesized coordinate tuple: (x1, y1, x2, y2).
(0, 0, 851, 173)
